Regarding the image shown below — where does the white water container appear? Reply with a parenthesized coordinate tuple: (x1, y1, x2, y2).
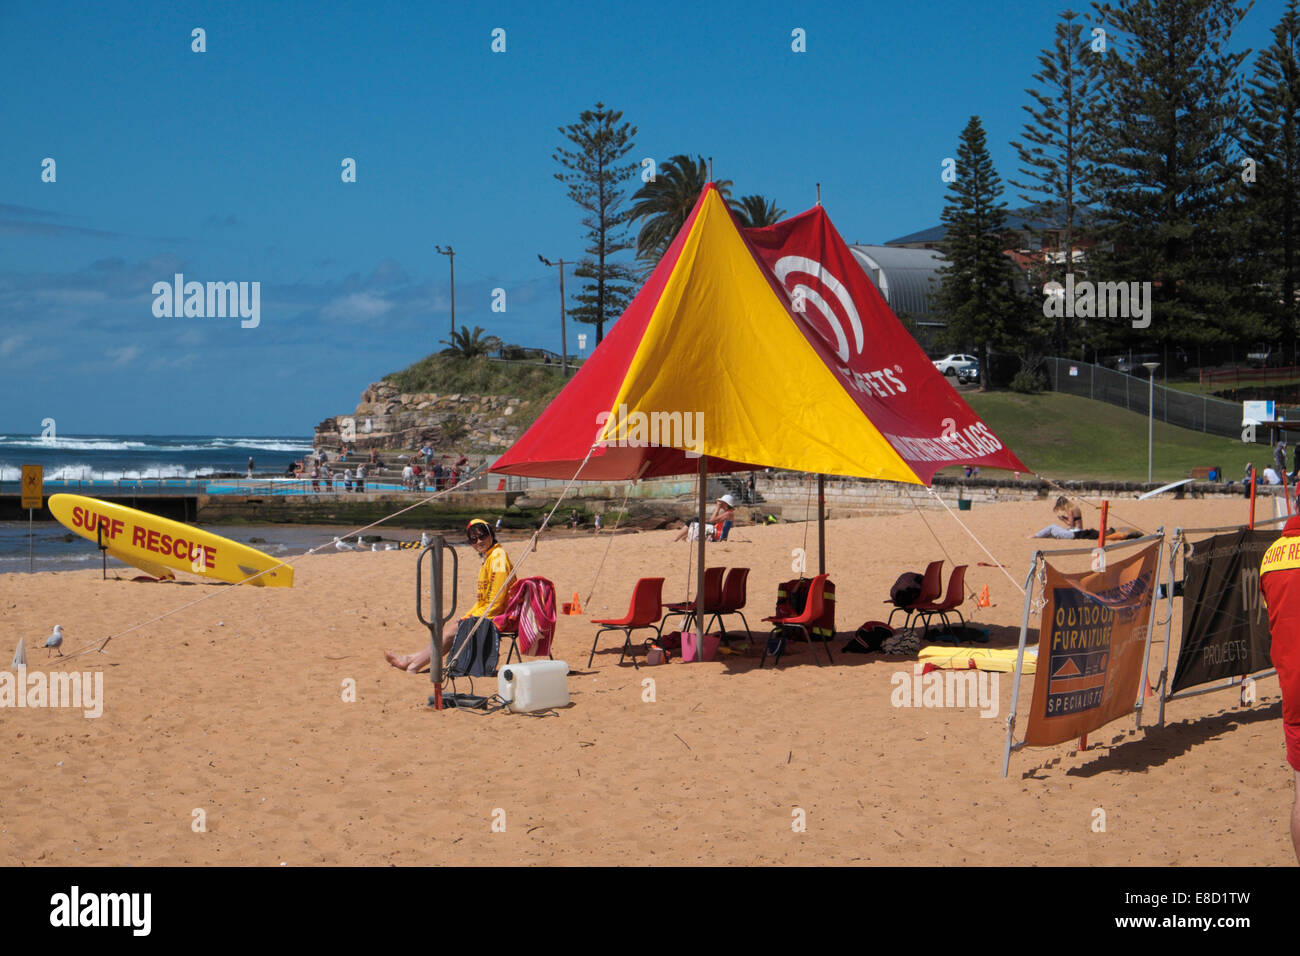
(499, 660, 570, 712)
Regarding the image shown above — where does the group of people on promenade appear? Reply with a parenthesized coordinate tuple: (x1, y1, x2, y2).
(244, 443, 473, 494)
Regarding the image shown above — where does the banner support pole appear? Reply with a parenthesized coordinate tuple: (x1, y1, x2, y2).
(1001, 553, 1040, 778)
(1081, 502, 1110, 751)
(1134, 527, 1165, 728)
(1157, 532, 1182, 727)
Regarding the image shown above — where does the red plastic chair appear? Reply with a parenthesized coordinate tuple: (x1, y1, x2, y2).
(761, 573, 831, 667)
(660, 566, 725, 635)
(886, 560, 943, 631)
(705, 567, 752, 642)
(912, 565, 968, 639)
(589, 577, 664, 669)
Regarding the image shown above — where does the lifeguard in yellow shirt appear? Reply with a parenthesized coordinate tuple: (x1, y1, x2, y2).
(385, 519, 514, 673)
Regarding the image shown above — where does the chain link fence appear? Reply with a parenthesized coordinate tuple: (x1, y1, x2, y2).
(1043, 357, 1244, 439)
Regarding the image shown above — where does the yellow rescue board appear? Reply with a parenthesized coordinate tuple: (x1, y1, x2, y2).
(107, 548, 177, 581)
(917, 646, 1036, 673)
(49, 494, 293, 587)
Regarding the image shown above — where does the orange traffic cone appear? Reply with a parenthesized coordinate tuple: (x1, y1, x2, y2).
(977, 585, 990, 608)
(569, 592, 583, 615)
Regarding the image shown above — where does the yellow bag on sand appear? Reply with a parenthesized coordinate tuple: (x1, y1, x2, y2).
(918, 646, 1036, 674)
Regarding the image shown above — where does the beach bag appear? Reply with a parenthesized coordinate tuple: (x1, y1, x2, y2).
(775, 578, 811, 618)
(681, 632, 721, 663)
(889, 572, 924, 608)
(446, 617, 500, 678)
(774, 577, 836, 642)
(645, 643, 671, 665)
(844, 621, 893, 654)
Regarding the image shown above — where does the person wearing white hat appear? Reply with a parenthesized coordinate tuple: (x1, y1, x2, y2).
(712, 494, 737, 541)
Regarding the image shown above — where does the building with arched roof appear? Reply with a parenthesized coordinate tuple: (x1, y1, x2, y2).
(848, 244, 946, 348)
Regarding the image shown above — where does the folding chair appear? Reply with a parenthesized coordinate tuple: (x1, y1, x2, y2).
(705, 566, 752, 643)
(660, 566, 724, 636)
(886, 560, 943, 631)
(912, 565, 968, 639)
(761, 573, 832, 668)
(589, 577, 664, 669)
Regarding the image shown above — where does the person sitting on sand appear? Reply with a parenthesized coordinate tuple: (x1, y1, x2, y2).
(674, 519, 714, 542)
(711, 494, 737, 541)
(385, 519, 514, 673)
(1029, 495, 1084, 539)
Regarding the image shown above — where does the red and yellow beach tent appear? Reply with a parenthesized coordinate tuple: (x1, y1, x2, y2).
(491, 185, 1024, 483)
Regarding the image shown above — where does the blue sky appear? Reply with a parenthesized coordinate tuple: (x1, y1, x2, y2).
(0, 0, 1279, 435)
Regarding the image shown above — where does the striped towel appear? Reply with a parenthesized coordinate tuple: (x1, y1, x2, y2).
(504, 576, 557, 656)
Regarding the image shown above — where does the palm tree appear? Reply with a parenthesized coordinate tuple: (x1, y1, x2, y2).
(440, 325, 502, 358)
(630, 155, 734, 262)
(733, 194, 786, 228)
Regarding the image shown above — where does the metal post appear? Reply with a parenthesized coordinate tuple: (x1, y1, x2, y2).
(28, 508, 33, 573)
(559, 258, 568, 377)
(540, 255, 570, 377)
(436, 245, 456, 343)
(694, 457, 708, 640)
(1002, 554, 1041, 778)
(1134, 528, 1165, 728)
(817, 473, 826, 574)
(1143, 363, 1160, 482)
(1157, 533, 1182, 727)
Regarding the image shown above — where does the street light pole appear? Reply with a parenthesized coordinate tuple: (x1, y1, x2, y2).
(1143, 362, 1160, 483)
(538, 255, 569, 377)
(436, 245, 456, 343)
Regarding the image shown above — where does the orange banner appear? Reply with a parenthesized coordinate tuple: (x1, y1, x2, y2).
(1023, 542, 1160, 746)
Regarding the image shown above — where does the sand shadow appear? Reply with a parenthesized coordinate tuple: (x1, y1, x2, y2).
(1017, 699, 1283, 778)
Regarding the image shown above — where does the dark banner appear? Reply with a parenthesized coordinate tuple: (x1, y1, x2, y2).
(1171, 529, 1274, 694)
(1025, 542, 1160, 746)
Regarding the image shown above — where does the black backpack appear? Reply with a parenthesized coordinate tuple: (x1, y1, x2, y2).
(446, 617, 501, 678)
(889, 572, 924, 608)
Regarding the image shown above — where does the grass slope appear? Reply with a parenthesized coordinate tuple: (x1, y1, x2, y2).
(385, 353, 569, 398)
(960, 391, 1263, 484)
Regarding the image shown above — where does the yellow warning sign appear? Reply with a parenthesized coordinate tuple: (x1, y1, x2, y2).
(21, 465, 43, 510)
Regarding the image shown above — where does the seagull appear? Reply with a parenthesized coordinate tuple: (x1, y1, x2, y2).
(333, 537, 357, 551)
(420, 531, 431, 548)
(45, 625, 63, 657)
(371, 543, 380, 552)
(12, 638, 26, 668)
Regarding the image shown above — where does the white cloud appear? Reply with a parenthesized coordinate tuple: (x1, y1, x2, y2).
(321, 292, 393, 322)
(107, 345, 141, 366)
(0, 334, 27, 358)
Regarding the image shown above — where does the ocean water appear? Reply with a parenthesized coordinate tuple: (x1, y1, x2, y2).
(0, 433, 313, 482)
(0, 520, 430, 574)
(0, 433, 398, 573)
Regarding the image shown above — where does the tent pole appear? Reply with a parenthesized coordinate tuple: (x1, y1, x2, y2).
(696, 457, 708, 639)
(817, 474, 826, 574)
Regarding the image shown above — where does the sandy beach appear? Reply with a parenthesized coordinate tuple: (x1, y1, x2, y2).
(1, 495, 1293, 866)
